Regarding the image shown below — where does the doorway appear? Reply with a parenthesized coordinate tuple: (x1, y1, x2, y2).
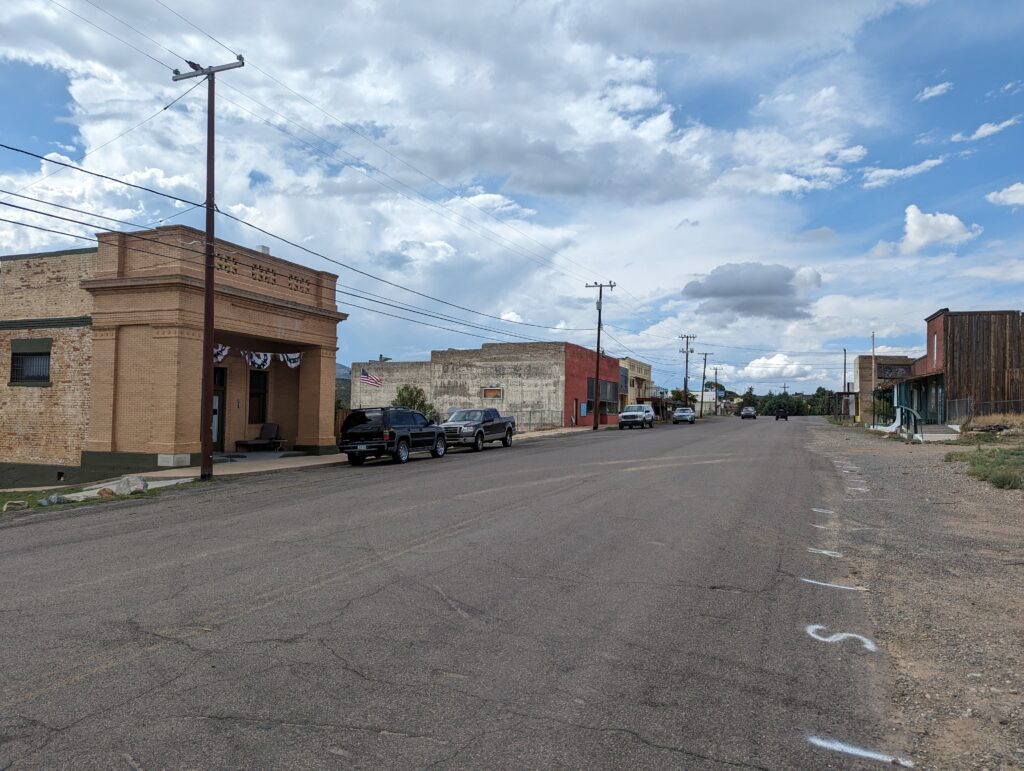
(212, 367, 227, 452)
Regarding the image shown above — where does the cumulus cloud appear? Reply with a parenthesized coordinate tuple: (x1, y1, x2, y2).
(682, 262, 822, 321)
(985, 182, 1024, 206)
(861, 157, 943, 188)
(900, 204, 982, 254)
(737, 353, 824, 381)
(951, 115, 1021, 142)
(914, 81, 952, 102)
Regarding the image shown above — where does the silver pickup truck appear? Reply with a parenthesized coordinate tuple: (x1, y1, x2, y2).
(440, 408, 516, 451)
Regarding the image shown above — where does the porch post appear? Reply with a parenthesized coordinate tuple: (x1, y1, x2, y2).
(295, 346, 340, 455)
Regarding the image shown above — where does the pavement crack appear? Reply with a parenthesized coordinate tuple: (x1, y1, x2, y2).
(508, 710, 774, 770)
(170, 713, 448, 743)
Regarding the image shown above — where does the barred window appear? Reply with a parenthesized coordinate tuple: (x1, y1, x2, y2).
(10, 339, 52, 385)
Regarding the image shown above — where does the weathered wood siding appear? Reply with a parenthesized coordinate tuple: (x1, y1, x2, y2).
(942, 311, 1024, 407)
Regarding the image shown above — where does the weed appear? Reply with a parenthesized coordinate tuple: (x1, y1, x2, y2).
(945, 444, 1024, 490)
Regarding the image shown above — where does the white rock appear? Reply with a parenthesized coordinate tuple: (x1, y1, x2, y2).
(3, 500, 29, 513)
(113, 476, 148, 496)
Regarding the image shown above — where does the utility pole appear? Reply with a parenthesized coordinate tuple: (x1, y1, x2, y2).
(173, 55, 245, 481)
(782, 383, 789, 394)
(871, 331, 876, 427)
(679, 334, 696, 406)
(697, 352, 712, 417)
(842, 347, 848, 423)
(585, 281, 615, 430)
(713, 366, 719, 415)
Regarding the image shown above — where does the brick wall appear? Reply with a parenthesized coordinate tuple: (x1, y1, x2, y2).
(564, 342, 620, 427)
(0, 250, 96, 467)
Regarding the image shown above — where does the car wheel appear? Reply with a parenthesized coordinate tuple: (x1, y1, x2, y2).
(673, 420, 678, 424)
(392, 439, 410, 464)
(430, 436, 447, 458)
(502, 429, 513, 447)
(472, 432, 484, 452)
(347, 453, 365, 466)
(618, 424, 624, 430)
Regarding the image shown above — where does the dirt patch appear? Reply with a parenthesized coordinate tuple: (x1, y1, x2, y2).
(809, 423, 1024, 770)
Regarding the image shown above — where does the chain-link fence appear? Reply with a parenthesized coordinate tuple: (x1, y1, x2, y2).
(513, 410, 565, 431)
(947, 398, 1024, 423)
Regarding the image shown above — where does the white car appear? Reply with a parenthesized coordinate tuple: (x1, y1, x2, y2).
(672, 407, 695, 424)
(618, 403, 655, 429)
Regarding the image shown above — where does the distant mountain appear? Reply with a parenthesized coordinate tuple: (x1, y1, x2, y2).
(335, 363, 352, 379)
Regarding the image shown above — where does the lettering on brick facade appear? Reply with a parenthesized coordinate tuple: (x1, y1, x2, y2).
(250, 263, 278, 286)
(215, 253, 240, 275)
(286, 274, 311, 294)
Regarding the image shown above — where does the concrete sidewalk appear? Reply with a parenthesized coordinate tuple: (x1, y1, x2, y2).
(144, 425, 596, 481)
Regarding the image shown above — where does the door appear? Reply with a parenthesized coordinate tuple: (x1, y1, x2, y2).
(212, 367, 227, 452)
(483, 409, 499, 439)
(410, 411, 431, 449)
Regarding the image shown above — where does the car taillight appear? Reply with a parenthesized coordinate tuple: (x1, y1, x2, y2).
(383, 429, 392, 441)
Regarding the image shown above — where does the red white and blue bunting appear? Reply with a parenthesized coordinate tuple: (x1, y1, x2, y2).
(276, 352, 303, 368)
(213, 344, 231, 363)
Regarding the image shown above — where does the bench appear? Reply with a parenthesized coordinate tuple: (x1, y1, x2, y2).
(235, 423, 280, 452)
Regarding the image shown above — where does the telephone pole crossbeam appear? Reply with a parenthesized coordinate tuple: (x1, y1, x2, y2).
(585, 282, 615, 430)
(171, 56, 244, 481)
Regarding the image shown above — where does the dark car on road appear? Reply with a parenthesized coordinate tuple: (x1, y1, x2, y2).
(441, 408, 515, 451)
(775, 407, 789, 421)
(740, 406, 757, 419)
(339, 407, 447, 465)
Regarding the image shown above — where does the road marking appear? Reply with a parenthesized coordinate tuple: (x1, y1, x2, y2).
(807, 547, 842, 558)
(807, 735, 913, 767)
(805, 624, 877, 651)
(799, 578, 867, 591)
(846, 487, 869, 492)
(811, 508, 833, 514)
(810, 523, 829, 529)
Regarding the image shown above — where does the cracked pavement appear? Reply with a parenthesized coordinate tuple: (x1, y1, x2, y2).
(2, 418, 899, 768)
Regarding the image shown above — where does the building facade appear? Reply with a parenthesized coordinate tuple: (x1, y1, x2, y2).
(851, 354, 915, 426)
(352, 342, 621, 430)
(889, 308, 1024, 424)
(1, 226, 345, 487)
(618, 356, 652, 411)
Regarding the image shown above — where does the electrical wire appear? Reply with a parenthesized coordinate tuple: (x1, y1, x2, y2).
(46, 0, 176, 71)
(1, 79, 204, 201)
(0, 144, 598, 334)
(77, 0, 190, 66)
(0, 214, 567, 346)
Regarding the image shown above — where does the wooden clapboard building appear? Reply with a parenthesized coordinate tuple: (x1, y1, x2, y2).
(893, 308, 1024, 424)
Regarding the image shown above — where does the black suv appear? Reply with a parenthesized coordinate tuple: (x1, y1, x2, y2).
(339, 408, 447, 465)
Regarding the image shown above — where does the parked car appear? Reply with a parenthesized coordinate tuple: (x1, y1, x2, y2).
(441, 408, 515, 451)
(338, 407, 447, 465)
(672, 407, 695, 424)
(775, 407, 789, 421)
(619, 403, 655, 429)
(740, 406, 757, 419)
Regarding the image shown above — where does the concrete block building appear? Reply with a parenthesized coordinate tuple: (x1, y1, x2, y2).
(1, 225, 345, 487)
(352, 342, 622, 430)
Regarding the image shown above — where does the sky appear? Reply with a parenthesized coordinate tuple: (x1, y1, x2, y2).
(1, 0, 1022, 394)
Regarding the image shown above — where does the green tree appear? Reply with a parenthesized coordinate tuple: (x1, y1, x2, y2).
(740, 387, 758, 408)
(391, 385, 440, 422)
(809, 386, 834, 416)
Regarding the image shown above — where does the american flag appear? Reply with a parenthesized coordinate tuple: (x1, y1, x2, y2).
(359, 368, 383, 388)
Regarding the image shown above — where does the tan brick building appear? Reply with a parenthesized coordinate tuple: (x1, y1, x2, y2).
(1, 226, 345, 487)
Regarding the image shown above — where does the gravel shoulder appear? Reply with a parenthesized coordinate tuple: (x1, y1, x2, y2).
(807, 423, 1024, 770)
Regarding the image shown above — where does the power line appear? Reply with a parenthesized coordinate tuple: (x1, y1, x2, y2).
(0, 214, 571, 347)
(144, 0, 609, 287)
(46, 0, 175, 71)
(1, 79, 204, 202)
(0, 145, 587, 332)
(77, 0, 190, 65)
(215, 85, 598, 286)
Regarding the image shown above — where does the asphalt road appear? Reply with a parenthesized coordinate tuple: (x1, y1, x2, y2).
(1, 417, 906, 769)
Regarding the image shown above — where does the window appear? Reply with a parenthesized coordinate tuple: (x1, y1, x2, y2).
(932, 333, 937, 368)
(481, 387, 502, 399)
(411, 412, 427, 427)
(10, 338, 52, 386)
(248, 370, 268, 423)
